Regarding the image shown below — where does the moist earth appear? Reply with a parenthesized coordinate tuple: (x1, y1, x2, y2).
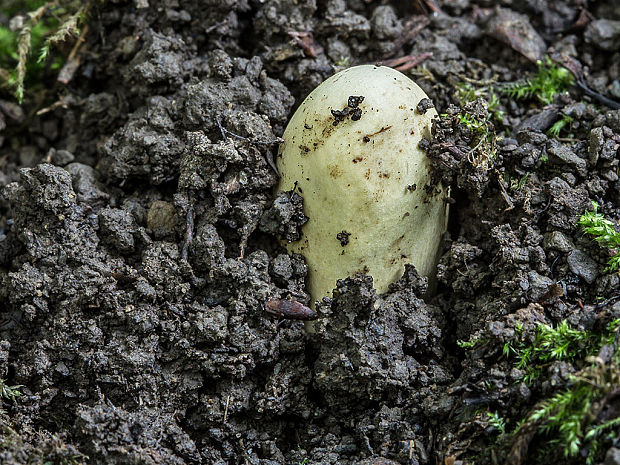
(1, 1, 620, 464)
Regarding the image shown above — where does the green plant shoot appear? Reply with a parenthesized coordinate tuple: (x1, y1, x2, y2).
(579, 202, 620, 272)
(502, 57, 574, 105)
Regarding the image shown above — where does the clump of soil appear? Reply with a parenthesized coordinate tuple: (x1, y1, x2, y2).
(1, 1, 620, 464)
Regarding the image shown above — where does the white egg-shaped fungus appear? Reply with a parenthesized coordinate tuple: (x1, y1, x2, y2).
(277, 64, 448, 305)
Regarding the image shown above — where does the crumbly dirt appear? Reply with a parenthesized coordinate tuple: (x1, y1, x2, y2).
(1, 1, 620, 464)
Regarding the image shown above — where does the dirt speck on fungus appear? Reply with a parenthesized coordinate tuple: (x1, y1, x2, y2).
(1, 1, 620, 464)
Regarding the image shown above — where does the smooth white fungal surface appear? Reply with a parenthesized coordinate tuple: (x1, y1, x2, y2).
(277, 65, 447, 305)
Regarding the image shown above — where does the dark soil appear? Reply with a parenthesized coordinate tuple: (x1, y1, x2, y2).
(1, 1, 620, 464)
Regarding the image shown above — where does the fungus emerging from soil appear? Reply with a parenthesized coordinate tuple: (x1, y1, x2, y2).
(277, 65, 448, 305)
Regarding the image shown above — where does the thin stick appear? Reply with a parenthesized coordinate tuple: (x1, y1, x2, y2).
(223, 394, 230, 424)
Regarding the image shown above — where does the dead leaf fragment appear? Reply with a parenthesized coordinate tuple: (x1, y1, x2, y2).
(484, 7, 546, 62)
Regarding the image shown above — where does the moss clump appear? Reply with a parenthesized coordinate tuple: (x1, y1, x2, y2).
(501, 56, 574, 105)
(579, 202, 620, 272)
(512, 355, 620, 463)
(504, 319, 620, 385)
(1, 0, 89, 103)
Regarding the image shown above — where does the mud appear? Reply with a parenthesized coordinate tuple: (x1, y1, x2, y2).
(1, 1, 620, 464)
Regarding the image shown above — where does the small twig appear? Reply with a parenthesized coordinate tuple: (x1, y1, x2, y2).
(454, 73, 499, 87)
(553, 54, 620, 110)
(215, 117, 281, 175)
(423, 0, 443, 14)
(68, 23, 88, 61)
(181, 207, 194, 261)
(36, 97, 70, 115)
(379, 52, 432, 72)
(216, 117, 245, 141)
(238, 240, 246, 260)
(255, 137, 284, 145)
(57, 25, 87, 86)
(563, 8, 594, 33)
(205, 19, 228, 34)
(223, 394, 230, 424)
(216, 117, 283, 145)
(575, 79, 620, 110)
(497, 177, 515, 211)
(384, 15, 430, 58)
(594, 293, 620, 310)
(436, 141, 469, 160)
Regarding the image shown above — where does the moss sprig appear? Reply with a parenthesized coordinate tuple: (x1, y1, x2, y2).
(516, 354, 620, 463)
(4, 0, 89, 103)
(0, 379, 23, 404)
(501, 57, 573, 105)
(502, 319, 620, 385)
(455, 82, 504, 124)
(547, 113, 574, 138)
(579, 202, 620, 272)
(38, 5, 85, 64)
(15, 2, 49, 102)
(458, 111, 497, 169)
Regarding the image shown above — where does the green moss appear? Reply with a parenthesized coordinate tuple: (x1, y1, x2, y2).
(455, 82, 504, 124)
(1, 0, 88, 103)
(457, 336, 489, 349)
(487, 411, 507, 435)
(518, 356, 620, 463)
(0, 378, 23, 403)
(547, 114, 574, 138)
(457, 111, 497, 169)
(504, 319, 620, 385)
(493, 316, 620, 462)
(501, 57, 574, 105)
(579, 202, 620, 272)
